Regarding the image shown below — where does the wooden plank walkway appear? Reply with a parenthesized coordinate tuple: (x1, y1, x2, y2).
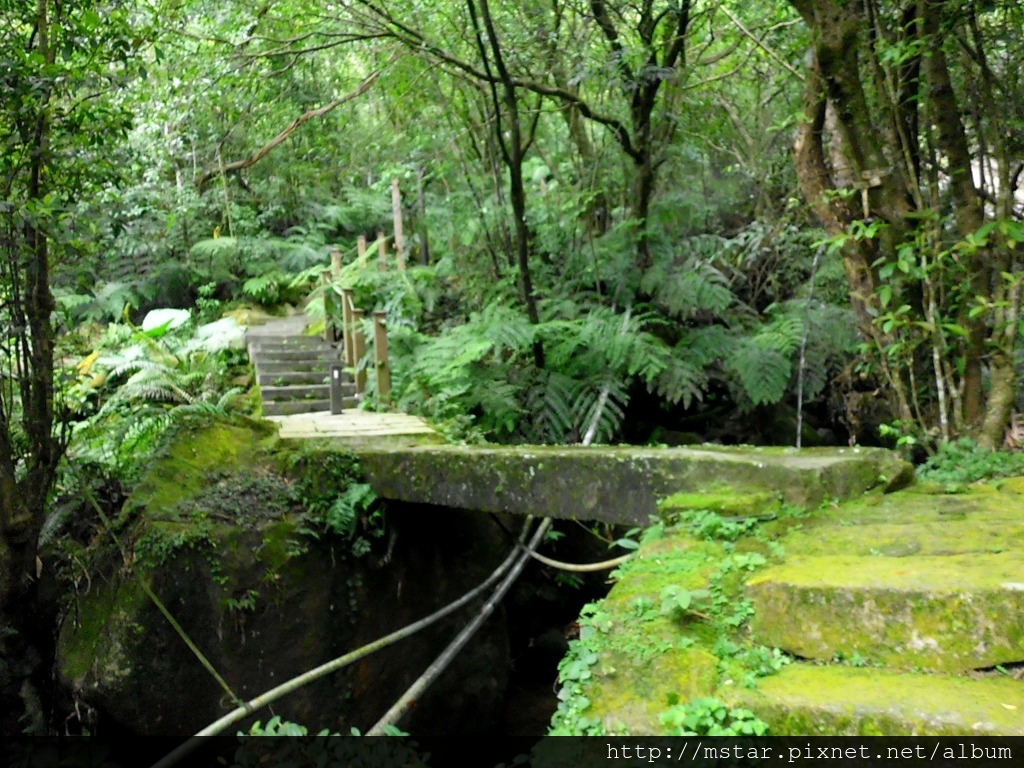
(266, 409, 439, 441)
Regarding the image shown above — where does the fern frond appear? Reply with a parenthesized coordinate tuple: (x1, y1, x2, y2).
(642, 259, 736, 319)
(189, 237, 240, 260)
(727, 342, 791, 407)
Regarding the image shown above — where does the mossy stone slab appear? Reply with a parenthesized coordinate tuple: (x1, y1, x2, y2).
(747, 554, 1024, 671)
(356, 444, 910, 526)
(733, 665, 1024, 735)
(778, 519, 1024, 557)
(820, 490, 1024, 526)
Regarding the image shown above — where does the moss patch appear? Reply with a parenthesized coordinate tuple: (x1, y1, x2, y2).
(748, 553, 1024, 671)
(734, 665, 1024, 735)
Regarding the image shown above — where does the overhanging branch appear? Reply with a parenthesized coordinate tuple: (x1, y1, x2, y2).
(196, 70, 381, 191)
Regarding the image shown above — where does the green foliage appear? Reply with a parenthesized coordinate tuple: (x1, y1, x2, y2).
(285, 449, 386, 554)
(232, 717, 428, 767)
(674, 509, 760, 542)
(659, 585, 711, 617)
(917, 439, 1024, 488)
(641, 254, 735, 319)
(549, 639, 606, 736)
(66, 319, 250, 486)
(659, 697, 769, 736)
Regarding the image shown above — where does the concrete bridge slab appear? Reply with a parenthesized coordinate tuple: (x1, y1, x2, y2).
(355, 444, 912, 525)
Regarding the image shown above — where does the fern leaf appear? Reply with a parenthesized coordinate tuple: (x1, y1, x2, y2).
(728, 342, 791, 406)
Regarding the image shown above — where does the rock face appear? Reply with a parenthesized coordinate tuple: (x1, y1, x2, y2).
(57, 418, 510, 738)
(356, 444, 913, 526)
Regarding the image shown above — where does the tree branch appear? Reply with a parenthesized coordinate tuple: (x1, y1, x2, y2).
(196, 70, 381, 190)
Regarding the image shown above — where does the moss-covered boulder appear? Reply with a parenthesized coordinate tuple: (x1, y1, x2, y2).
(57, 418, 510, 738)
(356, 444, 912, 526)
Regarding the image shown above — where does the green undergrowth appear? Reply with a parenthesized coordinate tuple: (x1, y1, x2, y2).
(78, 417, 389, 612)
(549, 494, 806, 735)
(916, 438, 1024, 489)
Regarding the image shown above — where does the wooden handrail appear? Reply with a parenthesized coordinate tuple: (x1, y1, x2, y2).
(321, 246, 393, 405)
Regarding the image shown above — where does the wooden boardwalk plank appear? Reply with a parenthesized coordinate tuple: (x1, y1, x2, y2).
(266, 410, 439, 441)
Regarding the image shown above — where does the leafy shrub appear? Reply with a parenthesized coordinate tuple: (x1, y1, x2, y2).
(659, 696, 769, 736)
(916, 438, 1024, 487)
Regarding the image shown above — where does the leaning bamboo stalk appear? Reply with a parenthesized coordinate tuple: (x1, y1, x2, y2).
(377, 230, 388, 271)
(320, 270, 334, 343)
(391, 178, 406, 272)
(341, 288, 355, 369)
(373, 310, 391, 405)
(352, 308, 367, 395)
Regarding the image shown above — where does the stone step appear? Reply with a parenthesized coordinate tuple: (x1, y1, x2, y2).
(254, 359, 333, 373)
(260, 385, 330, 401)
(249, 349, 339, 363)
(734, 664, 1024, 736)
(246, 334, 330, 347)
(247, 342, 338, 356)
(260, 383, 358, 401)
(746, 553, 1024, 672)
(261, 398, 358, 416)
(778, 518, 1024, 558)
(822, 488, 1024, 525)
(256, 371, 352, 387)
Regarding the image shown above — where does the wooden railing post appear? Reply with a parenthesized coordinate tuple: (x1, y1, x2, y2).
(357, 235, 367, 260)
(352, 308, 367, 395)
(372, 310, 391, 405)
(341, 288, 355, 368)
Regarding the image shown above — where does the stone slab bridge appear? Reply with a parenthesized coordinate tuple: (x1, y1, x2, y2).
(268, 411, 913, 526)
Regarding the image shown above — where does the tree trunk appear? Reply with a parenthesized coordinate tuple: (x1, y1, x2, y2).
(0, 0, 63, 735)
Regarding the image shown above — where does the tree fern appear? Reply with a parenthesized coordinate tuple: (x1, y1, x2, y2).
(641, 258, 736, 319)
(727, 341, 792, 408)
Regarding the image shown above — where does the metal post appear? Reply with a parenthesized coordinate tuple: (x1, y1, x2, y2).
(329, 364, 345, 415)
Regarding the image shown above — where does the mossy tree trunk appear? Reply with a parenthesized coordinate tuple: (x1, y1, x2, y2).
(789, 0, 1022, 449)
(0, 0, 64, 735)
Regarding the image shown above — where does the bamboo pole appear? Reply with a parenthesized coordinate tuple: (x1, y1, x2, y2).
(391, 178, 406, 272)
(373, 310, 391, 405)
(352, 308, 367, 394)
(341, 288, 355, 368)
(417, 166, 430, 265)
(320, 269, 334, 342)
(377, 230, 388, 271)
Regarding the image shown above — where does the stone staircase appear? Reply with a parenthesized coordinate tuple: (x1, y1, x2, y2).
(575, 479, 1024, 736)
(737, 487, 1024, 734)
(246, 321, 359, 416)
